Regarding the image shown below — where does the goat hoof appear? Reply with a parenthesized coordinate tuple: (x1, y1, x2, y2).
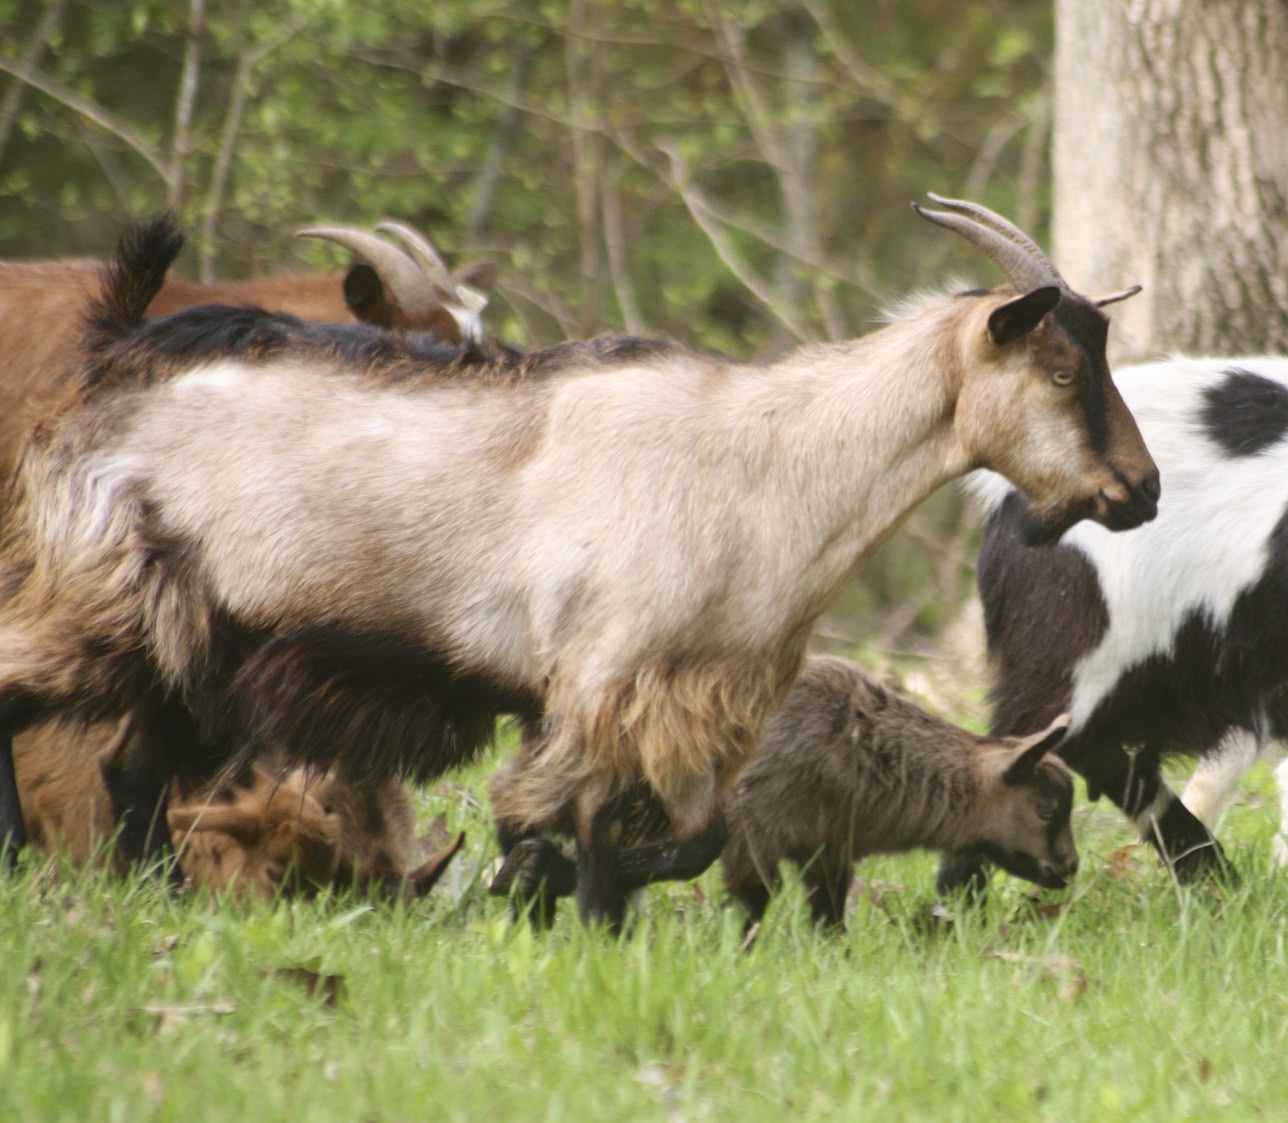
(489, 837, 569, 899)
(1170, 838, 1238, 887)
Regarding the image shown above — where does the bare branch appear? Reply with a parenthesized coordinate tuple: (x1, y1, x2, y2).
(197, 16, 308, 279)
(658, 140, 817, 344)
(0, 56, 172, 188)
(169, 0, 207, 212)
(0, 0, 69, 164)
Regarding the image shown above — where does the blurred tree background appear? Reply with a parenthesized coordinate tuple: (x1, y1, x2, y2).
(0, 0, 1052, 658)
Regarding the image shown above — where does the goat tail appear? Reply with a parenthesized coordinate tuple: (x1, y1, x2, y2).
(85, 212, 185, 349)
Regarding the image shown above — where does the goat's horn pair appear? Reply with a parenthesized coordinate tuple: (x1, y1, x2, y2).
(295, 224, 442, 308)
(912, 193, 1064, 293)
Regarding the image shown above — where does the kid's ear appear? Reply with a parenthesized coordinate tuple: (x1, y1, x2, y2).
(987, 285, 1061, 345)
(1003, 712, 1070, 783)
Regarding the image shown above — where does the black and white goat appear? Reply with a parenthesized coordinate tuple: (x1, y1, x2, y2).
(0, 197, 1157, 928)
(942, 356, 1288, 892)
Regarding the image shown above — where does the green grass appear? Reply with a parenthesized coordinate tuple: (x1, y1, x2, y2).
(3, 747, 1288, 1122)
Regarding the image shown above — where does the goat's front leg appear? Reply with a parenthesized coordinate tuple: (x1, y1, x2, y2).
(490, 824, 576, 929)
(575, 795, 630, 932)
(1085, 747, 1233, 882)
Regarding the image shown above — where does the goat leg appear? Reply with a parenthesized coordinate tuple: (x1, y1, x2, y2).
(1086, 752, 1236, 883)
(489, 835, 576, 929)
(0, 723, 26, 868)
(575, 795, 635, 932)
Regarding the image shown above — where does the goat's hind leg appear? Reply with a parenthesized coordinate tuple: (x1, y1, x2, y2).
(0, 694, 34, 866)
(575, 794, 635, 933)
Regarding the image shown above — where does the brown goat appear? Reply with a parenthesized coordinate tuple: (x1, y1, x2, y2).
(718, 657, 1075, 927)
(0, 198, 1156, 930)
(491, 657, 1074, 929)
(0, 222, 496, 482)
(14, 714, 463, 900)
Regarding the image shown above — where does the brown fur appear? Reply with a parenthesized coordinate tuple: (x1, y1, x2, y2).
(13, 715, 462, 899)
(719, 657, 1077, 927)
(493, 657, 1076, 930)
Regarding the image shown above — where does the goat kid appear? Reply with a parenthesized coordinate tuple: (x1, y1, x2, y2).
(0, 197, 1156, 928)
(16, 714, 463, 899)
(493, 656, 1075, 929)
(0, 221, 495, 483)
(941, 356, 1288, 894)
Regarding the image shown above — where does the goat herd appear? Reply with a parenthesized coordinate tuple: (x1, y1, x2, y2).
(0, 196, 1284, 936)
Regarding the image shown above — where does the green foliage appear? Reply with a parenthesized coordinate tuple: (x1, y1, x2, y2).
(0, 0, 1053, 644)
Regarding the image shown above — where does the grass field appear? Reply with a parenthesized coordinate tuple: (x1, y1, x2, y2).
(2, 720, 1287, 1122)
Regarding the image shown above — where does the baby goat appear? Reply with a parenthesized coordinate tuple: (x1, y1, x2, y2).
(15, 715, 463, 899)
(493, 657, 1075, 929)
(0, 197, 1156, 928)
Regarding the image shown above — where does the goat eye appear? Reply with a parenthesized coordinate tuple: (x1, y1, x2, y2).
(1036, 804, 1057, 822)
(1051, 369, 1076, 387)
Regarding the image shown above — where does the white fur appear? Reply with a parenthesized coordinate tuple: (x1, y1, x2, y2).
(976, 356, 1288, 854)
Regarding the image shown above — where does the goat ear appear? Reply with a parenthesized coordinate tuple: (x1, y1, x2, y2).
(407, 831, 466, 897)
(987, 285, 1061, 346)
(167, 802, 261, 842)
(1093, 284, 1142, 308)
(1003, 712, 1070, 783)
(343, 264, 395, 328)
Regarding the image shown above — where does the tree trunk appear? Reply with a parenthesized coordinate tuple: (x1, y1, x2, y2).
(1053, 0, 1288, 362)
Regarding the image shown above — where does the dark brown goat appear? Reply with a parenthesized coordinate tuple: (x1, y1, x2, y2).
(719, 657, 1075, 927)
(492, 656, 1075, 929)
(0, 222, 496, 482)
(16, 715, 463, 899)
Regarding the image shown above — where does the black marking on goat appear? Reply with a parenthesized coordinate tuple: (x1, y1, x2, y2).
(1047, 295, 1112, 456)
(1201, 367, 1288, 457)
(979, 492, 1110, 739)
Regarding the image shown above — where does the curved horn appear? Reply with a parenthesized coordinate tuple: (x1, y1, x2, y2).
(926, 193, 1063, 281)
(378, 221, 490, 343)
(374, 221, 453, 288)
(295, 225, 436, 308)
(913, 195, 1062, 293)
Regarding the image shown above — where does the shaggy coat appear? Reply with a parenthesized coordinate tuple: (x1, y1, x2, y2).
(721, 657, 1075, 926)
(491, 657, 1076, 929)
(0, 203, 1156, 926)
(15, 714, 462, 899)
(945, 356, 1288, 890)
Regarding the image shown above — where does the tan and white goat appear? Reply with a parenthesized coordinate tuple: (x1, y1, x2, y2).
(0, 197, 1156, 927)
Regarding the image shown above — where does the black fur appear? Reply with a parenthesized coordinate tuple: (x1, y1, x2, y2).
(1201, 366, 1288, 457)
(214, 623, 541, 788)
(979, 491, 1110, 738)
(1049, 295, 1113, 456)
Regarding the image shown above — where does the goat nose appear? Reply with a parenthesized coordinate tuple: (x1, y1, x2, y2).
(1141, 470, 1161, 503)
